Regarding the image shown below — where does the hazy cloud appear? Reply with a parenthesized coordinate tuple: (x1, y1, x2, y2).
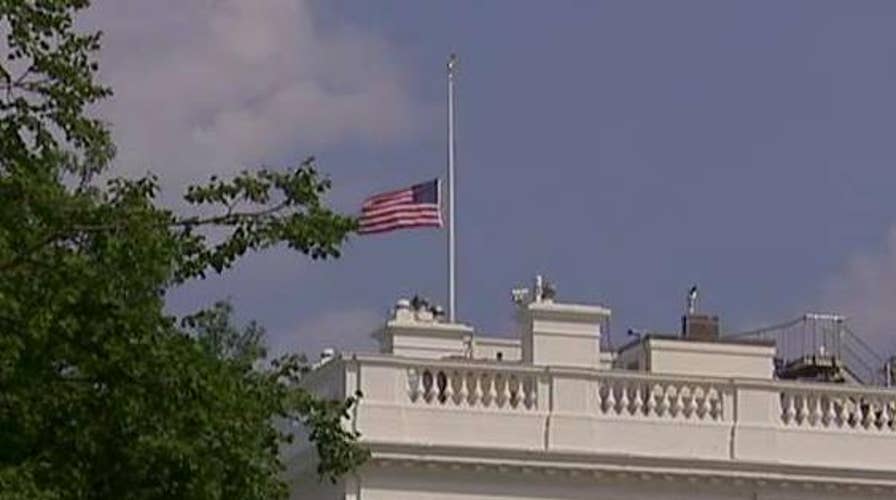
(78, 1, 422, 355)
(820, 226, 896, 350)
(88, 0, 417, 188)
(274, 307, 383, 359)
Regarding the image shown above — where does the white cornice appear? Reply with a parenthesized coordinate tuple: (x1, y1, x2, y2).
(363, 441, 896, 493)
(526, 301, 612, 319)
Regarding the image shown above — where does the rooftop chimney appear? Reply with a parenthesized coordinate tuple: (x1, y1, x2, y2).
(681, 314, 720, 341)
(680, 285, 720, 341)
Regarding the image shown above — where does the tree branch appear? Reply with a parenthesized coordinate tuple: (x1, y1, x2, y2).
(0, 201, 296, 273)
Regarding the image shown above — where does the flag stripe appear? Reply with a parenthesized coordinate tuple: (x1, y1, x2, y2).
(360, 213, 442, 229)
(359, 179, 442, 235)
(360, 203, 440, 220)
(364, 187, 412, 204)
(360, 207, 441, 226)
(363, 189, 413, 203)
(362, 194, 414, 211)
(358, 216, 443, 234)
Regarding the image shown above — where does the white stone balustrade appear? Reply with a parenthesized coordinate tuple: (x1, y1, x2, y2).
(303, 354, 896, 474)
(406, 365, 538, 411)
(779, 384, 896, 431)
(597, 373, 726, 422)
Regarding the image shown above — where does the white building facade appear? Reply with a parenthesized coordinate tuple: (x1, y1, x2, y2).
(291, 283, 896, 500)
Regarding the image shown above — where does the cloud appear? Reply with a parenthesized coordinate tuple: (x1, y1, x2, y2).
(273, 307, 384, 359)
(86, 0, 417, 189)
(820, 226, 896, 350)
(75, 1, 423, 356)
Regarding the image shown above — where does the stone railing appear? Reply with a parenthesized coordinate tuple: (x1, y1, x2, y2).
(779, 383, 896, 432)
(304, 354, 896, 472)
(309, 354, 896, 429)
(596, 371, 727, 422)
(396, 360, 731, 420)
(407, 364, 538, 411)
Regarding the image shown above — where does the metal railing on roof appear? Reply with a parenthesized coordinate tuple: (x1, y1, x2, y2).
(727, 314, 891, 387)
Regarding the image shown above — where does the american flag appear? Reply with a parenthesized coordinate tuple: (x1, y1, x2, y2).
(359, 179, 443, 234)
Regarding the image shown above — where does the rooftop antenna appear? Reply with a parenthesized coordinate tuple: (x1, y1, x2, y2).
(534, 275, 544, 303)
(687, 285, 699, 315)
(511, 274, 556, 306)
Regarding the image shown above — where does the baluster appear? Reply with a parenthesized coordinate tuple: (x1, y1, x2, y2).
(472, 373, 484, 407)
(862, 399, 875, 429)
(809, 396, 823, 427)
(873, 399, 886, 431)
(834, 396, 848, 428)
(508, 377, 519, 408)
(631, 384, 644, 415)
(783, 393, 796, 425)
(646, 384, 658, 416)
(445, 371, 461, 405)
(883, 401, 894, 431)
(691, 387, 703, 418)
(487, 374, 499, 407)
(699, 387, 711, 419)
(862, 399, 874, 429)
(479, 374, 492, 407)
(478, 373, 490, 407)
(685, 387, 698, 417)
(524, 378, 536, 410)
(847, 399, 858, 428)
(822, 395, 835, 426)
(457, 372, 469, 406)
(657, 385, 670, 417)
(797, 394, 810, 426)
(492, 375, 503, 407)
(494, 375, 506, 407)
(848, 399, 861, 429)
(866, 398, 877, 429)
(501, 376, 513, 408)
(604, 382, 617, 414)
(441, 371, 454, 405)
(671, 386, 684, 417)
(618, 384, 630, 414)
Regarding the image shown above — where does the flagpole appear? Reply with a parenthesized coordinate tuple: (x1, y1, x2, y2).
(447, 53, 457, 323)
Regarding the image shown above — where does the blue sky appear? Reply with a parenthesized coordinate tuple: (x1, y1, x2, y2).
(91, 1, 896, 358)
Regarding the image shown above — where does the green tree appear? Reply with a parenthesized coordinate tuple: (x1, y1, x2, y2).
(0, 1, 367, 498)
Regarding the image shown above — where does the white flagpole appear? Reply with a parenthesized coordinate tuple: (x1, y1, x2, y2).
(447, 53, 457, 322)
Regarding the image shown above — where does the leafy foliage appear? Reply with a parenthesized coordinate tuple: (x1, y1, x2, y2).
(0, 1, 366, 498)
